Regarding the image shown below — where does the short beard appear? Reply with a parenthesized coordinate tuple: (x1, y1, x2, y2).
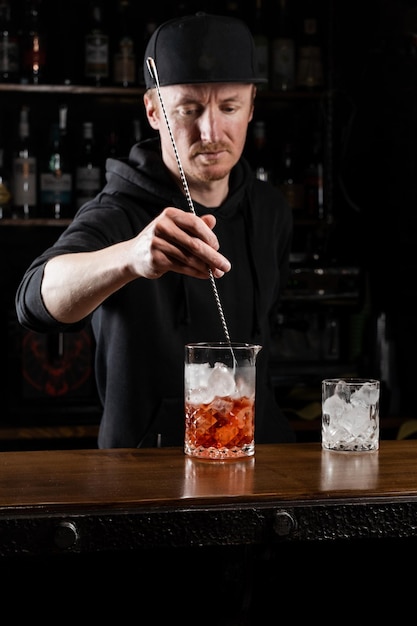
(192, 166, 230, 183)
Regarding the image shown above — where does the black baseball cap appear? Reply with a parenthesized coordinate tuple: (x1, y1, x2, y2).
(144, 12, 267, 89)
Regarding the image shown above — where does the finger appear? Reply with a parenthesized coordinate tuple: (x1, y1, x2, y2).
(152, 234, 230, 277)
(154, 213, 228, 269)
(160, 207, 219, 249)
(200, 214, 216, 230)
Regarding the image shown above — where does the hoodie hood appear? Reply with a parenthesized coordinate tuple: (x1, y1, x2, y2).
(103, 137, 250, 218)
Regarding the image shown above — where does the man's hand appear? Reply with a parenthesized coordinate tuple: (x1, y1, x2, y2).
(129, 207, 231, 280)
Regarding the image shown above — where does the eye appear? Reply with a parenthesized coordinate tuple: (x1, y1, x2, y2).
(222, 105, 237, 113)
(178, 105, 200, 118)
(220, 101, 242, 114)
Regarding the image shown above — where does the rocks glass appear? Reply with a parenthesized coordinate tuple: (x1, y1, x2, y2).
(322, 378, 380, 452)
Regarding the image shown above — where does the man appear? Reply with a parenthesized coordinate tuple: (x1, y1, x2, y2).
(15, 13, 295, 448)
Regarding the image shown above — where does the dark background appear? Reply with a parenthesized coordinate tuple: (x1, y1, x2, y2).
(2, 0, 417, 445)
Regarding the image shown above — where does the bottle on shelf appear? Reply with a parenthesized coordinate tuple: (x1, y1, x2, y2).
(40, 104, 73, 219)
(0, 0, 19, 83)
(0, 145, 11, 219)
(75, 121, 102, 211)
(296, 0, 324, 91)
(101, 127, 121, 185)
(277, 139, 304, 213)
(138, 13, 158, 87)
(271, 0, 295, 92)
(251, 119, 273, 183)
(20, 0, 47, 84)
(303, 129, 325, 220)
(112, 0, 137, 87)
(223, 0, 244, 18)
(252, 0, 270, 90)
(48, 1, 82, 85)
(11, 104, 37, 219)
(84, 0, 109, 87)
(122, 117, 144, 154)
(131, 118, 143, 144)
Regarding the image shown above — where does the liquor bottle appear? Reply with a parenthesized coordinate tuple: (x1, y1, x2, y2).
(0, 145, 11, 219)
(0, 0, 19, 83)
(112, 0, 137, 87)
(252, 0, 270, 90)
(138, 14, 158, 87)
(131, 118, 143, 145)
(75, 121, 102, 210)
(84, 0, 109, 86)
(251, 120, 272, 182)
(296, 0, 324, 90)
(20, 0, 47, 84)
(11, 105, 37, 218)
(40, 104, 73, 219)
(101, 128, 120, 186)
(121, 117, 144, 154)
(271, 0, 295, 92)
(223, 0, 243, 18)
(303, 129, 325, 220)
(48, 1, 82, 85)
(277, 139, 304, 213)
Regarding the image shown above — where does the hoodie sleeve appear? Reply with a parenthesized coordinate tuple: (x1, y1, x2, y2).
(15, 259, 87, 333)
(14, 199, 128, 334)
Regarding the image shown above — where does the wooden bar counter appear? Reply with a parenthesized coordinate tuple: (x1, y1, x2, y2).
(1, 440, 417, 557)
(2, 441, 417, 622)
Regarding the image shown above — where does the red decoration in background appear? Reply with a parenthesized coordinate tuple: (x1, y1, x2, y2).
(21, 330, 92, 398)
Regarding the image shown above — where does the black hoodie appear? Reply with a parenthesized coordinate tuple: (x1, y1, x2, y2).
(15, 138, 295, 448)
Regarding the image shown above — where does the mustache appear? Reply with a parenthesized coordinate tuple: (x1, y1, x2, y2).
(190, 143, 230, 157)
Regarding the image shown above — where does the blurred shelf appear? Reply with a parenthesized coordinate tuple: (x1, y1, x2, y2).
(0, 424, 100, 451)
(0, 83, 143, 96)
(0, 424, 99, 440)
(0, 83, 328, 100)
(0, 218, 71, 227)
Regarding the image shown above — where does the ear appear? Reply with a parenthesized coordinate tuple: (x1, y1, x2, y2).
(248, 86, 256, 122)
(143, 92, 160, 131)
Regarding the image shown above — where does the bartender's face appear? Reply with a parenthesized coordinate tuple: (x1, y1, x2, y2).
(144, 82, 255, 185)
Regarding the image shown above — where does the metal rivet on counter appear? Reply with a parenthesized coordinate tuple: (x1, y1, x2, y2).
(273, 510, 297, 537)
(53, 521, 79, 549)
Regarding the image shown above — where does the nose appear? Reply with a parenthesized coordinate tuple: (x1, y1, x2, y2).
(198, 107, 221, 143)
